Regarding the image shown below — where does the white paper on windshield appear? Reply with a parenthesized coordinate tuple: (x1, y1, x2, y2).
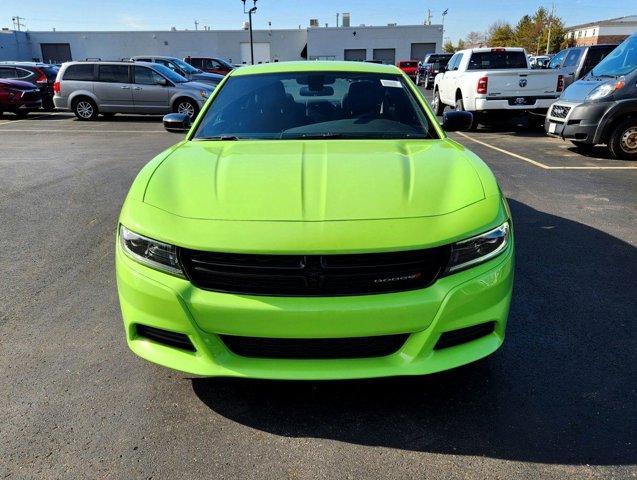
(380, 79, 402, 88)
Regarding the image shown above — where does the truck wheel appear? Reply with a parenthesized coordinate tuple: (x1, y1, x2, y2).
(432, 90, 445, 116)
(425, 74, 432, 89)
(415, 72, 421, 86)
(608, 118, 637, 160)
(455, 98, 478, 130)
(72, 97, 99, 121)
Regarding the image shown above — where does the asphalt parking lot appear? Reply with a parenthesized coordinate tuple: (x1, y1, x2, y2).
(1, 89, 636, 479)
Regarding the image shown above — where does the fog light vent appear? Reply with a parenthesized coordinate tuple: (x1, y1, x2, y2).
(434, 322, 496, 350)
(136, 324, 195, 352)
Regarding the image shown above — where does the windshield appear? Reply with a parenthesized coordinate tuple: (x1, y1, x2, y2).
(426, 55, 451, 65)
(151, 64, 188, 83)
(590, 35, 637, 77)
(172, 58, 201, 74)
(468, 51, 528, 70)
(193, 72, 436, 140)
(216, 58, 234, 69)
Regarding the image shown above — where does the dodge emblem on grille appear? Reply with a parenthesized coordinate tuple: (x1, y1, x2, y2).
(519, 78, 527, 87)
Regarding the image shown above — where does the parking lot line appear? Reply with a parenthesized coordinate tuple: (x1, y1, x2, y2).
(0, 112, 59, 126)
(455, 132, 637, 170)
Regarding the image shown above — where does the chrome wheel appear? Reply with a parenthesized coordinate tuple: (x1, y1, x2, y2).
(432, 94, 438, 111)
(416, 72, 420, 85)
(620, 127, 637, 153)
(76, 101, 93, 119)
(177, 101, 195, 118)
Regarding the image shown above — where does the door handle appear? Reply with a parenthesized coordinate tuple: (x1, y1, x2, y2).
(120, 86, 131, 89)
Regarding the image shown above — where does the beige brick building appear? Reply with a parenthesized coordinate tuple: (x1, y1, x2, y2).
(566, 15, 637, 46)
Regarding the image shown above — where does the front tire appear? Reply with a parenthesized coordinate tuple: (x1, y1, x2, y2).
(174, 98, 199, 119)
(73, 98, 99, 121)
(455, 97, 478, 130)
(608, 118, 637, 160)
(432, 90, 445, 116)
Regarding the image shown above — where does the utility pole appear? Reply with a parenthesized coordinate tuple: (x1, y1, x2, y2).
(241, 0, 258, 65)
(336, 13, 339, 28)
(12, 16, 25, 31)
(442, 9, 448, 38)
(545, 3, 555, 54)
(194, 19, 199, 30)
(425, 9, 432, 25)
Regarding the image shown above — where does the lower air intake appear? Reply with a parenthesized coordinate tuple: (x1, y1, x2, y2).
(434, 322, 496, 350)
(136, 324, 195, 352)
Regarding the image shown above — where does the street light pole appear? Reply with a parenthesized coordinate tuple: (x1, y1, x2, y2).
(242, 0, 258, 65)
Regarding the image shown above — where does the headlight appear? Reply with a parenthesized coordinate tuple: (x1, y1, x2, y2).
(119, 225, 184, 277)
(446, 222, 510, 273)
(199, 89, 208, 99)
(586, 78, 625, 100)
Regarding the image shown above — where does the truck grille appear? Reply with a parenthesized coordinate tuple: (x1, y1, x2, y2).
(219, 334, 409, 359)
(178, 246, 451, 296)
(550, 104, 571, 119)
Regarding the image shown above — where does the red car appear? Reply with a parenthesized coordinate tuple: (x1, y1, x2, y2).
(184, 56, 234, 76)
(397, 60, 419, 81)
(0, 79, 42, 117)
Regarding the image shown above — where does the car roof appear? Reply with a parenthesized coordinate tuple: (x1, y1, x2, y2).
(460, 47, 526, 54)
(230, 60, 402, 77)
(0, 61, 56, 67)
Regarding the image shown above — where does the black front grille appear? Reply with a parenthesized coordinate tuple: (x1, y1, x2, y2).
(550, 104, 571, 119)
(220, 334, 409, 359)
(179, 246, 451, 296)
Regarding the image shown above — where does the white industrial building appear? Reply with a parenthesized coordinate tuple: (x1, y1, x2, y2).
(0, 23, 443, 65)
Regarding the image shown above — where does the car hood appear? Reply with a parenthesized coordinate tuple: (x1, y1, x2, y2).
(560, 76, 612, 102)
(143, 139, 486, 222)
(191, 72, 224, 84)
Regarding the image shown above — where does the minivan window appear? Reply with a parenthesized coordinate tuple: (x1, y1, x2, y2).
(98, 65, 130, 83)
(590, 35, 637, 77)
(194, 72, 436, 141)
(467, 51, 527, 70)
(134, 66, 165, 85)
(63, 64, 95, 81)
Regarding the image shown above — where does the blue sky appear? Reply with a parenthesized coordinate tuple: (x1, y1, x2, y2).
(2, 0, 631, 43)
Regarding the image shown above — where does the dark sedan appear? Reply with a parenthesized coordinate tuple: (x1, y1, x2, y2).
(416, 53, 453, 89)
(0, 62, 59, 110)
(0, 79, 42, 117)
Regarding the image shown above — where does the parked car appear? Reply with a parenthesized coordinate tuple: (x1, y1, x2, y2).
(547, 44, 617, 89)
(416, 53, 453, 88)
(53, 61, 215, 120)
(396, 60, 419, 81)
(433, 47, 563, 129)
(545, 34, 637, 160)
(0, 62, 59, 110)
(0, 78, 42, 116)
(130, 56, 223, 86)
(184, 56, 234, 76)
(116, 61, 514, 379)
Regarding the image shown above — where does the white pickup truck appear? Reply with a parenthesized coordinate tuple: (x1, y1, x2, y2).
(432, 47, 564, 129)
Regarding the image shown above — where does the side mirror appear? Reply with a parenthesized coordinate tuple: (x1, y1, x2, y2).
(442, 111, 473, 132)
(163, 113, 191, 133)
(439, 65, 447, 73)
(156, 78, 169, 87)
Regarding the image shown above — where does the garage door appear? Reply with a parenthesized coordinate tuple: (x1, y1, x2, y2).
(240, 42, 271, 64)
(344, 49, 366, 62)
(372, 48, 396, 65)
(410, 43, 436, 61)
(40, 43, 72, 63)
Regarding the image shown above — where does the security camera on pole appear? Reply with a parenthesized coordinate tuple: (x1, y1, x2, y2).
(241, 0, 258, 65)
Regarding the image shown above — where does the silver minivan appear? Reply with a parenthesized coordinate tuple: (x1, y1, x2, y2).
(53, 61, 216, 120)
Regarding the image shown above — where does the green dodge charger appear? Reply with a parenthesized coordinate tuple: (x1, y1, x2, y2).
(116, 61, 514, 379)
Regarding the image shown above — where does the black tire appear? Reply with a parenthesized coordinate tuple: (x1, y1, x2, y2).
(455, 97, 479, 130)
(173, 97, 199, 119)
(432, 89, 445, 116)
(607, 118, 637, 160)
(570, 141, 594, 153)
(42, 98, 55, 111)
(425, 74, 432, 90)
(72, 97, 99, 121)
(11, 109, 29, 118)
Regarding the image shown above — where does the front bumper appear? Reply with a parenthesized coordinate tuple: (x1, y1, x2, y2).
(544, 100, 610, 144)
(116, 236, 514, 380)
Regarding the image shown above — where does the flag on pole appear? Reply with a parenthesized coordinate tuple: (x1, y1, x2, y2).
(442, 9, 448, 15)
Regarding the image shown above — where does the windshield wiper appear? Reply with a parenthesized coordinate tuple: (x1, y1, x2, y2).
(280, 132, 345, 139)
(197, 135, 241, 141)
